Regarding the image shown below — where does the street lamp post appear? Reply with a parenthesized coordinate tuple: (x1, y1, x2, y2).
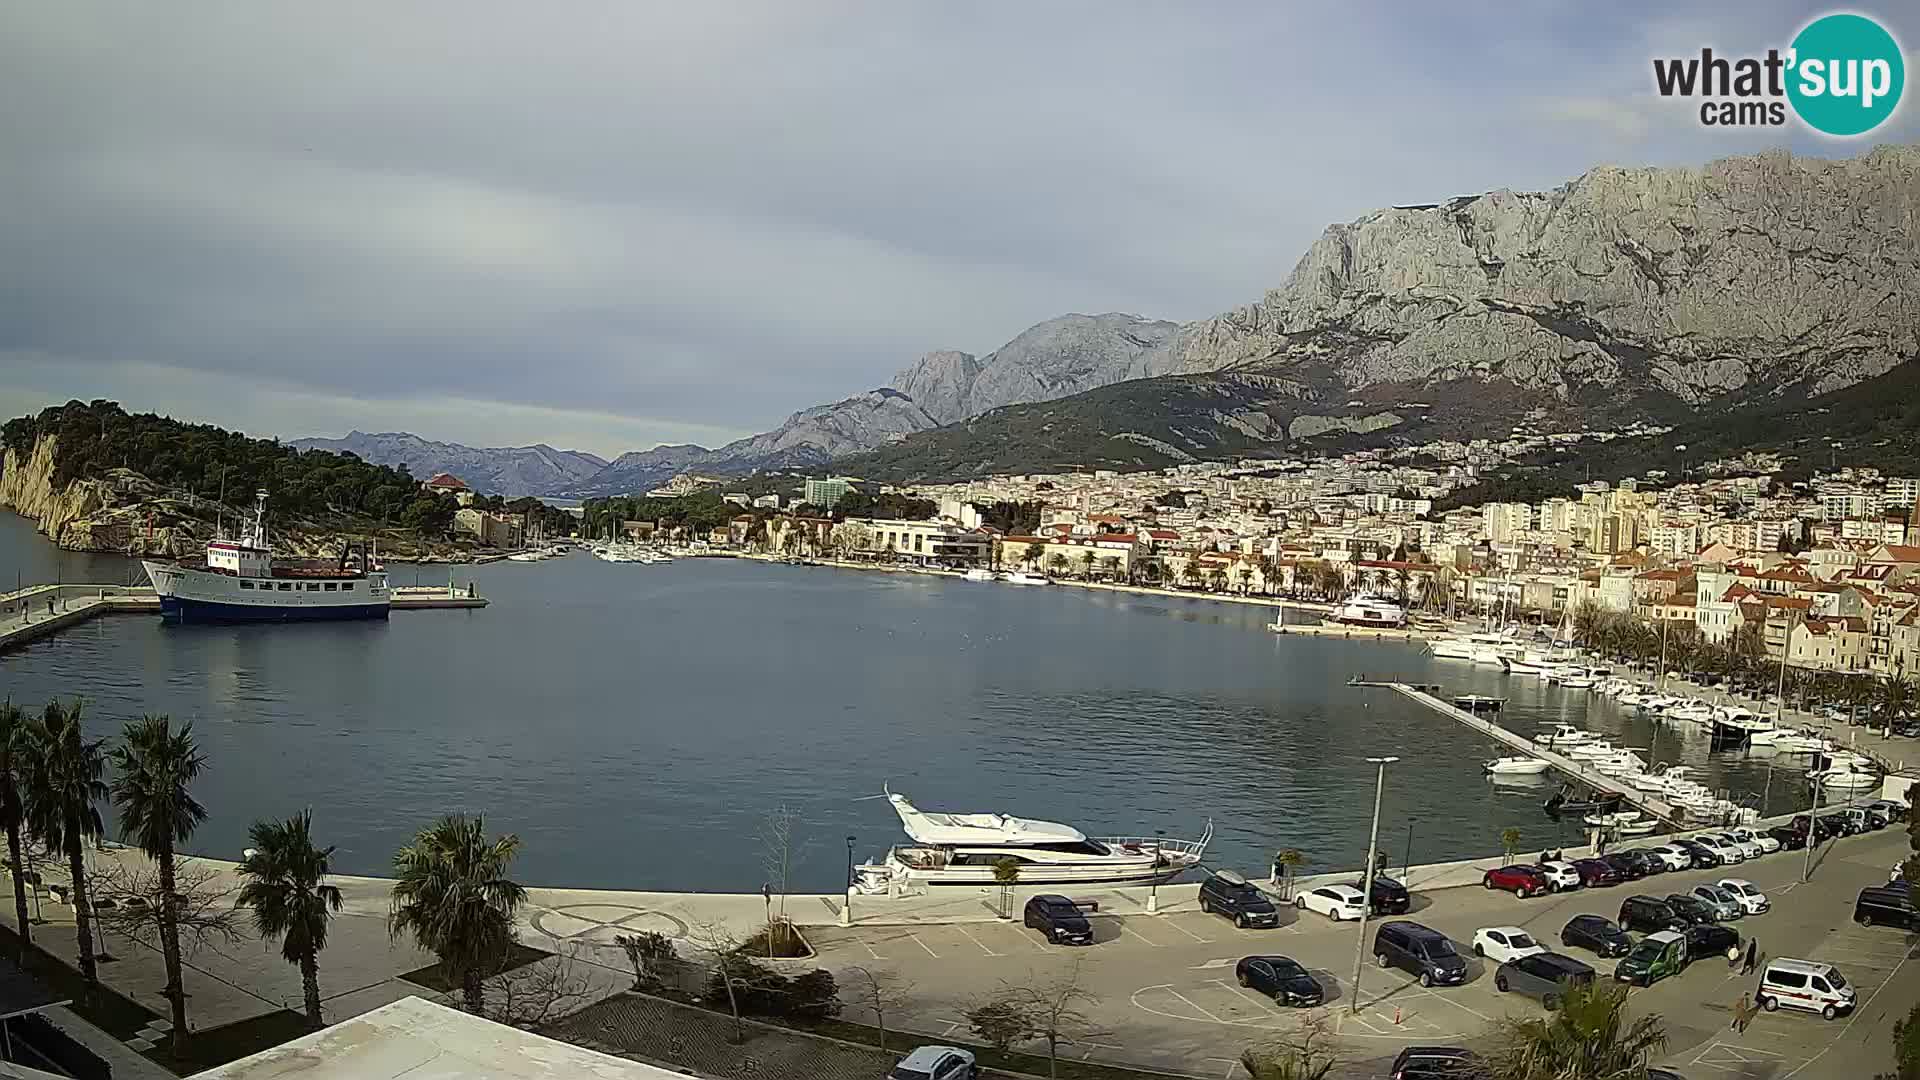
(1147, 830, 1164, 914)
(1350, 756, 1399, 1014)
(841, 835, 856, 928)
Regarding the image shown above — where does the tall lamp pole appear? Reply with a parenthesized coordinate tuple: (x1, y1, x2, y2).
(841, 835, 856, 927)
(1350, 756, 1399, 1014)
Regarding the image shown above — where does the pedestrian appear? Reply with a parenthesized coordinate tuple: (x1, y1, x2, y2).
(1732, 993, 1754, 1034)
(1742, 938, 1759, 976)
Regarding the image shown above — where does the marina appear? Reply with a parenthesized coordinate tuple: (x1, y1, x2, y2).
(0, 511, 1846, 892)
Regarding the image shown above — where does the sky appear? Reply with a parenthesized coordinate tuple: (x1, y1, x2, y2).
(3, 2, 1915, 459)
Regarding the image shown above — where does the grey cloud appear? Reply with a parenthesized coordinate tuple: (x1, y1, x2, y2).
(1, 1, 1902, 457)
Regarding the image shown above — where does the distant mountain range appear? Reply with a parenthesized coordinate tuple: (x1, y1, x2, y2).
(288, 432, 607, 497)
(302, 144, 1920, 495)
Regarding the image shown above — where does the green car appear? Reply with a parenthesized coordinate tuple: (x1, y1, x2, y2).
(1615, 930, 1687, 986)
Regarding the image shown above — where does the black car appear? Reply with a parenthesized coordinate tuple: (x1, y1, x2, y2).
(1855, 885, 1920, 930)
(1663, 894, 1721, 927)
(1573, 858, 1622, 887)
(1672, 839, 1721, 869)
(1357, 874, 1412, 915)
(1234, 955, 1323, 1006)
(1766, 824, 1808, 850)
(1624, 848, 1669, 875)
(1199, 871, 1280, 928)
(1599, 852, 1647, 881)
(1494, 952, 1596, 1010)
(1619, 895, 1689, 934)
(1388, 1046, 1484, 1079)
(1559, 914, 1632, 958)
(1683, 922, 1741, 963)
(1022, 895, 1093, 945)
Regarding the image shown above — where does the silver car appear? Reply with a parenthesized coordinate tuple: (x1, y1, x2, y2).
(1690, 883, 1743, 920)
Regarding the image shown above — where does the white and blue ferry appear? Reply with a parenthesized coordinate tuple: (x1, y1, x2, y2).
(142, 491, 390, 623)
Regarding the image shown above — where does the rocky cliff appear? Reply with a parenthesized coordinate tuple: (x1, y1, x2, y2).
(1136, 145, 1920, 407)
(0, 436, 202, 555)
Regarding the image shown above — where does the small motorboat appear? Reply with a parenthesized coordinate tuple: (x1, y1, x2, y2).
(1537, 724, 1594, 747)
(1453, 695, 1505, 713)
(1485, 756, 1552, 775)
(963, 568, 997, 582)
(1545, 787, 1625, 816)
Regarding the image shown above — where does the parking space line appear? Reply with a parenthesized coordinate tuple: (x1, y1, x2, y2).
(906, 932, 940, 958)
(1164, 987, 1227, 1023)
(1117, 920, 1164, 947)
(858, 940, 887, 961)
(1162, 918, 1214, 944)
(1413, 986, 1494, 1023)
(1208, 978, 1276, 1011)
(954, 925, 1001, 956)
(1345, 1014, 1384, 1034)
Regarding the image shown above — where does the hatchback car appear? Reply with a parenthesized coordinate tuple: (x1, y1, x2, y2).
(1689, 884, 1744, 921)
(1388, 1046, 1483, 1079)
(1728, 828, 1779, 855)
(1494, 952, 1596, 1010)
(1662, 893, 1720, 927)
(1598, 852, 1647, 881)
(1296, 884, 1368, 921)
(1615, 929, 1688, 986)
(1534, 860, 1583, 892)
(1483, 864, 1551, 898)
(1766, 824, 1808, 850)
(1644, 845, 1692, 872)
(1573, 858, 1622, 887)
(890, 1045, 977, 1080)
(1694, 834, 1744, 864)
(1672, 838, 1722, 868)
(1558, 914, 1632, 958)
(1717, 832, 1764, 861)
(1471, 926, 1546, 964)
(1356, 874, 1412, 915)
(1234, 955, 1324, 1006)
(1717, 878, 1770, 915)
(1022, 895, 1094, 945)
(1199, 871, 1280, 928)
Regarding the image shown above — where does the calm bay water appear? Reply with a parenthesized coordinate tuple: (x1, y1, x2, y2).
(0, 512, 1809, 891)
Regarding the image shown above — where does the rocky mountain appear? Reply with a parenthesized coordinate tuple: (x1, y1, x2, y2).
(843, 145, 1920, 482)
(564, 313, 1180, 495)
(290, 431, 608, 497)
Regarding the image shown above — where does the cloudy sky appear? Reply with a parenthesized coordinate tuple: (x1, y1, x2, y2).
(3, 2, 1913, 458)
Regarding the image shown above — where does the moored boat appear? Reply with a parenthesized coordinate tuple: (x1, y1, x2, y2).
(142, 491, 390, 623)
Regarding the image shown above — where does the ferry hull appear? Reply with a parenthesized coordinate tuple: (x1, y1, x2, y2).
(158, 596, 391, 624)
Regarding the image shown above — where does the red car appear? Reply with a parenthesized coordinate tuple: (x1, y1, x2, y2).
(1483, 865, 1551, 899)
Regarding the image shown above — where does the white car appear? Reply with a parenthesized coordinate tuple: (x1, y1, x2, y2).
(1694, 834, 1744, 863)
(1719, 832, 1765, 861)
(1472, 926, 1548, 964)
(1535, 861, 1583, 891)
(1729, 828, 1780, 855)
(1296, 884, 1369, 921)
(1645, 845, 1692, 871)
(1718, 878, 1771, 915)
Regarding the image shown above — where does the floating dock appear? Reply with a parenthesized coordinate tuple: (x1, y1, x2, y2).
(1376, 681, 1684, 825)
(1, 582, 485, 654)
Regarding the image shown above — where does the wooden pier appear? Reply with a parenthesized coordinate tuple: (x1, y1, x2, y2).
(1379, 682, 1685, 825)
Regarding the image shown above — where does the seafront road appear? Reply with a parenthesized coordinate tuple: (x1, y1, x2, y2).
(1, 822, 1910, 1077)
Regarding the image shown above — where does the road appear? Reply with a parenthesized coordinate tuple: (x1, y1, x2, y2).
(805, 827, 1917, 1078)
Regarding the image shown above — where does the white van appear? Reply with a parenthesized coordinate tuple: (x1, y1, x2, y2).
(1757, 958, 1856, 1020)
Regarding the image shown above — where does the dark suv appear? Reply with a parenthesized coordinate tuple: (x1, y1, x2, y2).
(1619, 895, 1688, 934)
(1559, 914, 1632, 958)
(1373, 921, 1468, 988)
(1358, 874, 1412, 915)
(1663, 893, 1721, 926)
(1198, 871, 1280, 928)
(1388, 1046, 1484, 1078)
(1022, 895, 1093, 945)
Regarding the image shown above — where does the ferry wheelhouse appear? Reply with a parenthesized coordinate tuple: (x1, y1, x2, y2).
(142, 491, 390, 623)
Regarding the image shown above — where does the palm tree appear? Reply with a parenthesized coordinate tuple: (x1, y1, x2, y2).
(24, 699, 108, 988)
(238, 810, 343, 1027)
(1486, 981, 1666, 1077)
(0, 701, 34, 959)
(1045, 553, 1070, 579)
(109, 715, 207, 1051)
(1076, 551, 1095, 580)
(1099, 555, 1121, 581)
(389, 814, 527, 1014)
(1021, 542, 1046, 570)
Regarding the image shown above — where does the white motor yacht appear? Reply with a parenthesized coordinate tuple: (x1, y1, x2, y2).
(852, 790, 1211, 889)
(1769, 729, 1835, 755)
(1484, 756, 1552, 775)
(1001, 571, 1051, 586)
(1332, 592, 1407, 627)
(1566, 740, 1618, 761)
(1811, 767, 1880, 792)
(1537, 724, 1595, 747)
(963, 568, 997, 582)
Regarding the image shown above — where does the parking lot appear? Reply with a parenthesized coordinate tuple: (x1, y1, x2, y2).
(806, 828, 1919, 1077)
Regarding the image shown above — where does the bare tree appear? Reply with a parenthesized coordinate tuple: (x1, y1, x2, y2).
(1240, 1013, 1345, 1080)
(844, 965, 915, 1052)
(689, 921, 773, 1044)
(91, 858, 241, 962)
(758, 804, 810, 955)
(614, 930, 676, 992)
(447, 947, 595, 1030)
(975, 964, 1099, 1078)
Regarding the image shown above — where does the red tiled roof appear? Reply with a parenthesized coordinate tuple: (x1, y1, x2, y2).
(425, 473, 468, 489)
